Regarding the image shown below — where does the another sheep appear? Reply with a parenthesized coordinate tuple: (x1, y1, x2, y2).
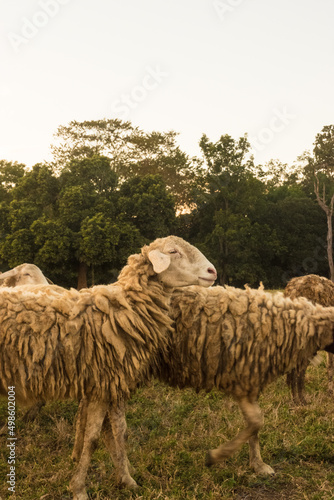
(161, 285, 334, 476)
(284, 274, 334, 403)
(83, 284, 334, 484)
(0, 236, 216, 500)
(0, 263, 51, 425)
(0, 263, 50, 286)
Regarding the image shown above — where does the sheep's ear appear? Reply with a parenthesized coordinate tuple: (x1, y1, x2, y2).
(148, 250, 171, 273)
(0, 268, 17, 282)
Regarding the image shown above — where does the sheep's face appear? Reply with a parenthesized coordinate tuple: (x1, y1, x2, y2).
(0, 264, 48, 287)
(147, 236, 217, 288)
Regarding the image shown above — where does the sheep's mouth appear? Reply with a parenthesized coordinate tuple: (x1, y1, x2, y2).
(199, 277, 216, 284)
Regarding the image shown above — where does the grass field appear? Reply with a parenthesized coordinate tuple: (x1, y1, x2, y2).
(0, 354, 333, 500)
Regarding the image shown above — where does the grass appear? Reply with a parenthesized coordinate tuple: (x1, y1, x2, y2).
(0, 355, 333, 500)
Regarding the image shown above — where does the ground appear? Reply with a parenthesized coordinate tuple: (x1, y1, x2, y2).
(0, 354, 333, 500)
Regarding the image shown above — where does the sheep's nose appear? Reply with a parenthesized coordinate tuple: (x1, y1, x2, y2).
(207, 267, 217, 279)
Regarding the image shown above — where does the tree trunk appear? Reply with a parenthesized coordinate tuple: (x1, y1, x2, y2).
(326, 211, 334, 281)
(91, 264, 95, 286)
(314, 176, 334, 281)
(77, 261, 88, 290)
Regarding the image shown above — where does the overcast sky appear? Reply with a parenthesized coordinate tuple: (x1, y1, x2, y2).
(1, 0, 333, 168)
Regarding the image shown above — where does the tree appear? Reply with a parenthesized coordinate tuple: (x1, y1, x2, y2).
(0, 160, 26, 202)
(0, 164, 59, 270)
(188, 133, 270, 285)
(0, 153, 179, 287)
(57, 155, 128, 288)
(51, 118, 135, 170)
(300, 125, 334, 280)
(79, 214, 142, 285)
(260, 186, 327, 286)
(122, 130, 197, 207)
(51, 119, 195, 207)
(117, 174, 176, 241)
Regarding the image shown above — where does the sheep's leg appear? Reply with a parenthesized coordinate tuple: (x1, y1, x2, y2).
(72, 399, 88, 462)
(296, 367, 307, 405)
(70, 400, 108, 500)
(206, 398, 274, 475)
(72, 399, 137, 488)
(22, 401, 45, 421)
(287, 368, 307, 405)
(102, 403, 137, 488)
(248, 433, 274, 475)
(0, 401, 45, 435)
(327, 352, 334, 394)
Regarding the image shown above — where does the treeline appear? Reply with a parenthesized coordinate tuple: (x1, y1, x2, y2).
(0, 119, 333, 289)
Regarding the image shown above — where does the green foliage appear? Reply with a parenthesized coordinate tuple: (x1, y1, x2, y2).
(0, 160, 25, 202)
(1, 122, 334, 288)
(31, 218, 72, 264)
(117, 174, 176, 240)
(125, 130, 196, 206)
(187, 133, 275, 286)
(59, 155, 118, 197)
(261, 192, 327, 286)
(0, 153, 177, 286)
(0, 228, 36, 267)
(313, 124, 334, 176)
(52, 120, 194, 206)
(80, 214, 142, 268)
(174, 130, 331, 287)
(51, 118, 135, 169)
(13, 164, 59, 208)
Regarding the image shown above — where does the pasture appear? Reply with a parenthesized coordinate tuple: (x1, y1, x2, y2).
(0, 353, 333, 499)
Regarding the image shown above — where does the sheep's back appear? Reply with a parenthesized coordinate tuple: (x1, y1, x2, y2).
(0, 286, 86, 402)
(0, 282, 172, 405)
(284, 274, 334, 306)
(166, 285, 326, 398)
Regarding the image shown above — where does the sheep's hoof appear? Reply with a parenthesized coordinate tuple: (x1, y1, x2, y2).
(70, 477, 89, 500)
(294, 396, 307, 406)
(205, 451, 214, 467)
(254, 463, 275, 476)
(72, 491, 88, 500)
(118, 476, 138, 489)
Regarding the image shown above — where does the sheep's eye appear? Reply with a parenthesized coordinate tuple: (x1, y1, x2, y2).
(169, 249, 181, 258)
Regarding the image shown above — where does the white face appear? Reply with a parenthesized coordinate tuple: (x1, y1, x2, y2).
(16, 271, 39, 285)
(148, 237, 217, 288)
(0, 264, 48, 286)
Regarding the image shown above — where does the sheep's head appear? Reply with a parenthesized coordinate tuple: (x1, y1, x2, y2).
(145, 236, 217, 288)
(0, 263, 48, 287)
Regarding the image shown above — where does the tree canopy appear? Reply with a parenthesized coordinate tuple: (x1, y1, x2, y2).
(0, 120, 332, 289)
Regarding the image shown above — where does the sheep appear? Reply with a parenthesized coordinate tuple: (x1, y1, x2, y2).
(284, 274, 334, 404)
(158, 285, 334, 476)
(77, 283, 334, 485)
(0, 263, 54, 423)
(0, 263, 50, 286)
(0, 236, 216, 500)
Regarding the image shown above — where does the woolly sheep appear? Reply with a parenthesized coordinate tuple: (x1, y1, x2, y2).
(0, 263, 51, 425)
(162, 284, 334, 475)
(284, 274, 334, 403)
(0, 236, 216, 500)
(78, 284, 334, 484)
(0, 263, 49, 287)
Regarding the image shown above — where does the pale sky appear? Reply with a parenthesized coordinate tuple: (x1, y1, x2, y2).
(1, 0, 334, 168)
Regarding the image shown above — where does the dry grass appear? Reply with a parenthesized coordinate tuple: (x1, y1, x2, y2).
(0, 355, 333, 500)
